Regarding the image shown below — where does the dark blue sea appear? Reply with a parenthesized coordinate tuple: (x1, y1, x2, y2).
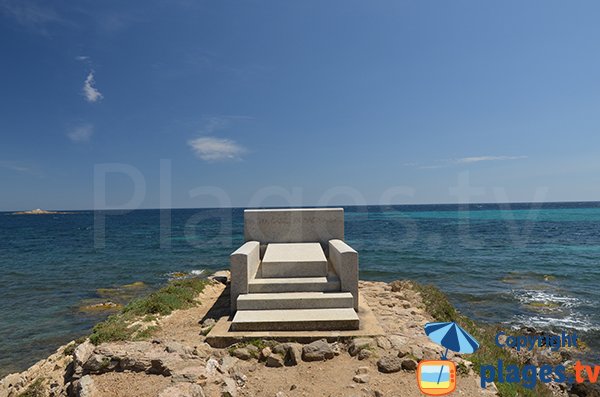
(1, 203, 599, 376)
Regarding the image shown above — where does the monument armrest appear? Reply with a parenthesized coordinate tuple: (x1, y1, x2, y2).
(230, 241, 260, 311)
(328, 239, 359, 310)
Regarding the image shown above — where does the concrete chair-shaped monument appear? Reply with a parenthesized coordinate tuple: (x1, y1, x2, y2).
(229, 208, 359, 331)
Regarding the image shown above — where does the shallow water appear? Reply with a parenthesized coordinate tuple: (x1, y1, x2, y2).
(1, 203, 599, 376)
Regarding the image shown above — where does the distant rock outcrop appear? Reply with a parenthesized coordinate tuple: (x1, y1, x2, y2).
(12, 208, 70, 215)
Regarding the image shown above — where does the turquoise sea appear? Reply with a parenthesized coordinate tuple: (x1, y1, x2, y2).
(1, 202, 599, 377)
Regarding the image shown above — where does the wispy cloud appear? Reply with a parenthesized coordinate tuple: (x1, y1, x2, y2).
(67, 124, 94, 142)
(0, 0, 63, 34)
(76, 55, 90, 62)
(406, 155, 527, 169)
(82, 71, 103, 103)
(188, 137, 246, 161)
(455, 155, 527, 164)
(196, 115, 253, 134)
(0, 161, 30, 173)
(0, 160, 42, 176)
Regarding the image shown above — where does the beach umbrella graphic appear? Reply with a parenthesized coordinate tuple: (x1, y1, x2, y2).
(424, 322, 480, 384)
(425, 321, 479, 358)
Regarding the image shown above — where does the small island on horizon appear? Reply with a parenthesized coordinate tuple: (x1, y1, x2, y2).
(11, 209, 71, 215)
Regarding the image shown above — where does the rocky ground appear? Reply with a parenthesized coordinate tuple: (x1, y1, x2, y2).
(0, 274, 566, 397)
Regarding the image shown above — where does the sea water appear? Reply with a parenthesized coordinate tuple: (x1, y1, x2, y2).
(1, 202, 599, 376)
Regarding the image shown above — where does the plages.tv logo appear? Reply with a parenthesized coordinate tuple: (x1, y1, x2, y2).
(417, 322, 480, 396)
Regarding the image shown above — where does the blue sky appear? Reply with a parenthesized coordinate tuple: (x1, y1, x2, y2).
(1, 1, 600, 211)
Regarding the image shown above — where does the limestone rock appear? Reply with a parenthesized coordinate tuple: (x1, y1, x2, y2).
(387, 335, 408, 350)
(246, 345, 259, 355)
(74, 340, 94, 367)
(377, 356, 402, 373)
(401, 358, 418, 371)
(302, 339, 334, 362)
(353, 374, 370, 384)
(165, 341, 196, 359)
(77, 375, 96, 397)
(220, 356, 239, 373)
(208, 270, 230, 284)
(375, 336, 392, 350)
(260, 347, 272, 360)
(285, 343, 302, 366)
(331, 342, 342, 356)
(1, 373, 24, 390)
(159, 383, 205, 397)
(230, 368, 247, 387)
(266, 354, 284, 368)
(171, 365, 208, 383)
(272, 343, 287, 355)
(231, 348, 252, 360)
(221, 376, 238, 397)
(410, 346, 424, 361)
(348, 338, 373, 357)
(357, 349, 371, 360)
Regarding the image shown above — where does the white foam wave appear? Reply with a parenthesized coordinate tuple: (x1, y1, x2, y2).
(513, 289, 590, 308)
(510, 289, 599, 332)
(510, 314, 599, 332)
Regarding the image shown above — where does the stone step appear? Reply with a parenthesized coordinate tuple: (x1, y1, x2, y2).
(260, 259, 328, 278)
(231, 308, 360, 331)
(248, 275, 340, 293)
(236, 292, 354, 310)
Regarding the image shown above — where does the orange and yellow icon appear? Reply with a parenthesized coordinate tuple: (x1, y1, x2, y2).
(416, 360, 457, 396)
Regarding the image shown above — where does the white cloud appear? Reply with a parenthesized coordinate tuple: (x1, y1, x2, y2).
(67, 124, 93, 142)
(406, 155, 527, 169)
(188, 137, 245, 161)
(82, 71, 103, 103)
(455, 155, 527, 164)
(76, 55, 90, 62)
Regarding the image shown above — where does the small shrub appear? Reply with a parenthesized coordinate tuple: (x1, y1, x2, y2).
(89, 277, 208, 345)
(90, 316, 138, 345)
(134, 325, 160, 341)
(17, 378, 45, 397)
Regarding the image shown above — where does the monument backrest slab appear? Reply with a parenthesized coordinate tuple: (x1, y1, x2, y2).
(244, 208, 344, 247)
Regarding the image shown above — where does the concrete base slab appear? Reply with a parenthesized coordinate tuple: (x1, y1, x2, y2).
(231, 308, 359, 331)
(205, 293, 385, 348)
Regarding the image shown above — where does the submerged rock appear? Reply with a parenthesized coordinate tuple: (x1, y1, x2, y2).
(79, 301, 123, 312)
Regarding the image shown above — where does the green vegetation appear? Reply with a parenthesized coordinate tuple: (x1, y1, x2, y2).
(413, 282, 554, 397)
(228, 339, 270, 358)
(89, 277, 209, 345)
(17, 378, 45, 397)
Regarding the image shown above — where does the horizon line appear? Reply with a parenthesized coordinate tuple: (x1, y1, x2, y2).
(2, 199, 599, 213)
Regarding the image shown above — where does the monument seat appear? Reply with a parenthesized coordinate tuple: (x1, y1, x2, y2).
(229, 208, 359, 331)
(261, 242, 328, 278)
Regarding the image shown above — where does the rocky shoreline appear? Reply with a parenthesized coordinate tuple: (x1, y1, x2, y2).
(0, 273, 592, 397)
